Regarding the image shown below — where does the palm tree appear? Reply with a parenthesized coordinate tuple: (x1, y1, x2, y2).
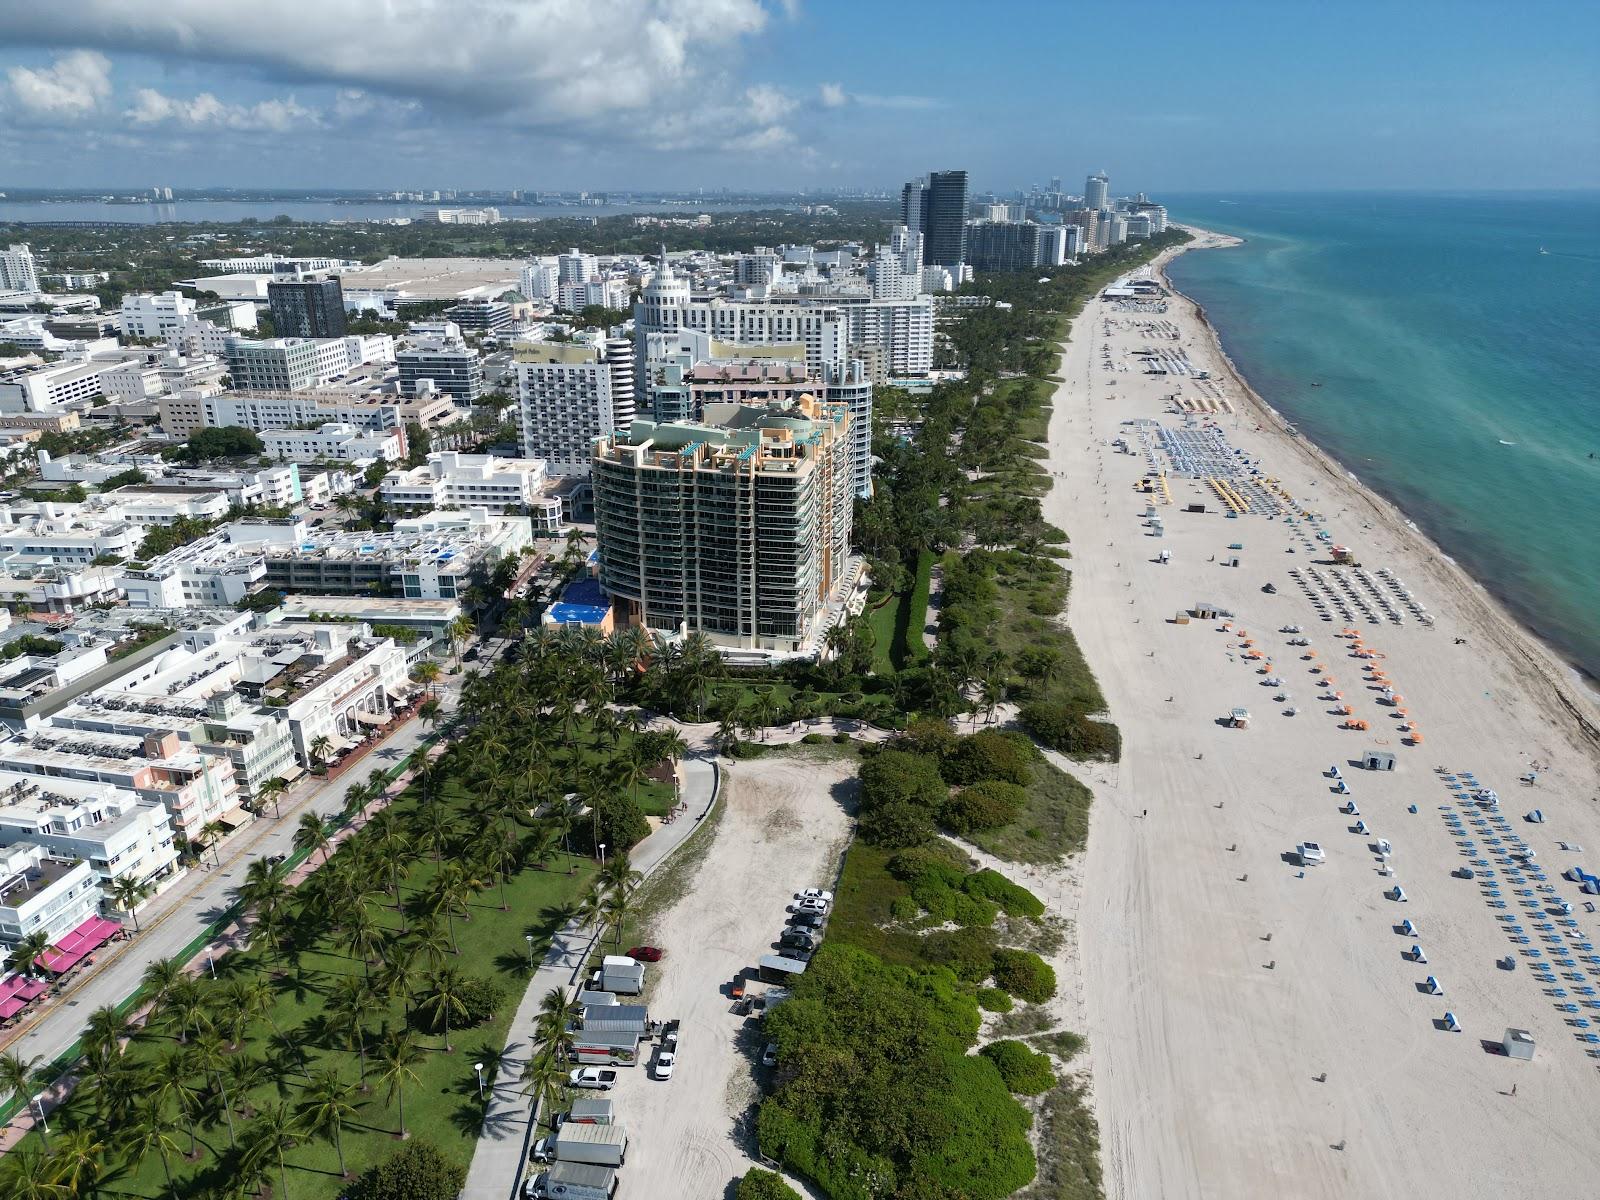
(296, 1068, 360, 1177)
(0, 1144, 66, 1199)
(531, 988, 578, 1064)
(125, 1096, 182, 1194)
(309, 734, 334, 769)
(47, 1128, 104, 1197)
(411, 659, 442, 695)
(108, 875, 156, 933)
(140, 956, 186, 1011)
(326, 976, 382, 1090)
(200, 819, 228, 867)
(215, 979, 256, 1049)
(6, 929, 52, 980)
(256, 776, 289, 820)
(155, 1047, 207, 1157)
(81, 1004, 131, 1064)
(518, 1043, 568, 1122)
(416, 803, 460, 865)
(416, 966, 470, 1052)
(597, 852, 643, 898)
(340, 905, 385, 978)
(402, 919, 451, 975)
(293, 811, 334, 865)
(374, 1028, 422, 1139)
(163, 977, 211, 1044)
(191, 1032, 237, 1148)
(242, 1101, 297, 1200)
(0, 1050, 44, 1132)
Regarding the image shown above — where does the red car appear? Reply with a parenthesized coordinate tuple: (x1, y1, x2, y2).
(627, 946, 665, 963)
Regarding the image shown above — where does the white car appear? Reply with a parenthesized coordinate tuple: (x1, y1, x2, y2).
(654, 1051, 676, 1080)
(795, 897, 830, 914)
(1297, 842, 1326, 866)
(795, 888, 835, 904)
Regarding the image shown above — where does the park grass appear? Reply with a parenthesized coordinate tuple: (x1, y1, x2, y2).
(1019, 1078, 1104, 1200)
(990, 553, 1107, 717)
(22, 778, 595, 1199)
(867, 550, 934, 674)
(966, 751, 1093, 864)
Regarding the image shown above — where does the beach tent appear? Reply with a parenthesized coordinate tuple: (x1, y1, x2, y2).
(1389, 886, 1408, 902)
(1425, 975, 1443, 995)
(1401, 918, 1418, 936)
(1526, 810, 1545, 824)
(1411, 944, 1427, 962)
(1443, 1011, 1462, 1033)
(1502, 1028, 1535, 1061)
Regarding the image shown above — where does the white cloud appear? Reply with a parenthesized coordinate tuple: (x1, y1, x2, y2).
(5, 50, 111, 119)
(126, 87, 319, 132)
(1, 2, 774, 126)
(813, 82, 940, 111)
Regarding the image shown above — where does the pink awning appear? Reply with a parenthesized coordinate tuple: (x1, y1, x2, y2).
(0, 996, 24, 1021)
(37, 915, 122, 974)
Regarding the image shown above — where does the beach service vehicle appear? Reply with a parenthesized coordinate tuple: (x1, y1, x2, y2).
(1297, 842, 1326, 867)
(653, 1049, 676, 1080)
(568, 1068, 617, 1091)
(554, 1122, 628, 1167)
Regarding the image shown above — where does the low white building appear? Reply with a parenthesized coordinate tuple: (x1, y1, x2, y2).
(0, 772, 182, 902)
(118, 291, 198, 341)
(0, 360, 112, 414)
(261, 422, 403, 463)
(0, 842, 100, 949)
(379, 451, 546, 514)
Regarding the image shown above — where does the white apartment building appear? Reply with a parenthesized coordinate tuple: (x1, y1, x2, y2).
(515, 338, 630, 476)
(396, 336, 484, 402)
(223, 335, 394, 393)
(0, 502, 144, 565)
(118, 291, 198, 340)
(103, 487, 233, 527)
(199, 255, 359, 275)
(0, 244, 41, 293)
(520, 262, 558, 302)
(0, 842, 100, 948)
(380, 451, 547, 514)
(235, 622, 409, 763)
(118, 535, 267, 608)
(164, 313, 240, 358)
(558, 248, 598, 285)
(0, 772, 182, 900)
(3, 726, 246, 840)
(0, 360, 112, 414)
(161, 388, 459, 440)
(260, 422, 403, 463)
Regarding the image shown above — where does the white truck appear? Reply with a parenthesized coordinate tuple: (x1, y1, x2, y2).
(527, 1160, 618, 1200)
(590, 955, 645, 995)
(555, 1122, 628, 1167)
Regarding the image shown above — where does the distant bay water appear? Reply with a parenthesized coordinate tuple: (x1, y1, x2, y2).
(0, 197, 793, 224)
(1164, 192, 1600, 683)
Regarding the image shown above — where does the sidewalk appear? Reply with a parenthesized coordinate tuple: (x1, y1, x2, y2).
(459, 753, 719, 1200)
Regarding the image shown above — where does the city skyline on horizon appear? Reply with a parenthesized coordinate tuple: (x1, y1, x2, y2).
(0, 1, 1593, 194)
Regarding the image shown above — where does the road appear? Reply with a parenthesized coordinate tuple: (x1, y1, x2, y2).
(460, 753, 718, 1200)
(0, 699, 446, 1084)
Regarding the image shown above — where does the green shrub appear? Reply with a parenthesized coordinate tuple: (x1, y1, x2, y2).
(889, 895, 920, 921)
(941, 730, 1035, 786)
(737, 1168, 803, 1200)
(941, 780, 1028, 834)
(730, 739, 769, 759)
(980, 1039, 1057, 1095)
(347, 1140, 464, 1200)
(800, 732, 826, 745)
(579, 792, 650, 853)
(991, 947, 1057, 1003)
(886, 842, 969, 888)
(964, 869, 1046, 918)
(921, 925, 998, 982)
(858, 749, 948, 815)
(858, 799, 936, 849)
(1019, 701, 1122, 761)
(832, 731, 851, 744)
(896, 716, 960, 759)
(977, 986, 1014, 1013)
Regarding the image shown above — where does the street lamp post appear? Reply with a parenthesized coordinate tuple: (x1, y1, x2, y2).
(474, 1061, 485, 1101)
(206, 953, 216, 980)
(33, 1095, 48, 1135)
(524, 933, 535, 971)
(598, 843, 607, 869)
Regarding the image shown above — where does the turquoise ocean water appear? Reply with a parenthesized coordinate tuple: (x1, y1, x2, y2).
(1163, 192, 1600, 683)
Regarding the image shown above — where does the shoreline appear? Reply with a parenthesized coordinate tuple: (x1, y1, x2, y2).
(1162, 227, 1600, 738)
(1043, 228, 1600, 1198)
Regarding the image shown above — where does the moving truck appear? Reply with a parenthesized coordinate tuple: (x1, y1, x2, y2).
(531, 1160, 618, 1200)
(555, 1122, 629, 1167)
(593, 955, 645, 995)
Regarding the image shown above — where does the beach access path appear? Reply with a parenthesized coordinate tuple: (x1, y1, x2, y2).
(1045, 231, 1600, 1200)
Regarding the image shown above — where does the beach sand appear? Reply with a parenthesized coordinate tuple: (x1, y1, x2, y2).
(1044, 228, 1600, 1199)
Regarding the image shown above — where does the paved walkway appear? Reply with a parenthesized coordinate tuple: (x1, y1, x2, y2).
(460, 753, 719, 1200)
(0, 693, 455, 1136)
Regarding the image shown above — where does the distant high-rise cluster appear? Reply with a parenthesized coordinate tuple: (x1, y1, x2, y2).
(959, 169, 1169, 271)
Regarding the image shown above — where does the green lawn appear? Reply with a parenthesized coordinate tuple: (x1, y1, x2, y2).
(867, 550, 934, 674)
(18, 779, 595, 1199)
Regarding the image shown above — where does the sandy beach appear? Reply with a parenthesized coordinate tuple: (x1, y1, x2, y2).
(1044, 228, 1600, 1199)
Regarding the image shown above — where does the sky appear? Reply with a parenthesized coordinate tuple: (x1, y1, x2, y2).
(0, 0, 1595, 195)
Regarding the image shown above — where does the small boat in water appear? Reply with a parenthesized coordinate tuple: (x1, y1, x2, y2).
(1538, 246, 1549, 255)
(1310, 381, 1322, 387)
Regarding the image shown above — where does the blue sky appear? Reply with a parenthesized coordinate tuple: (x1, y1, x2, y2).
(0, 0, 1594, 194)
